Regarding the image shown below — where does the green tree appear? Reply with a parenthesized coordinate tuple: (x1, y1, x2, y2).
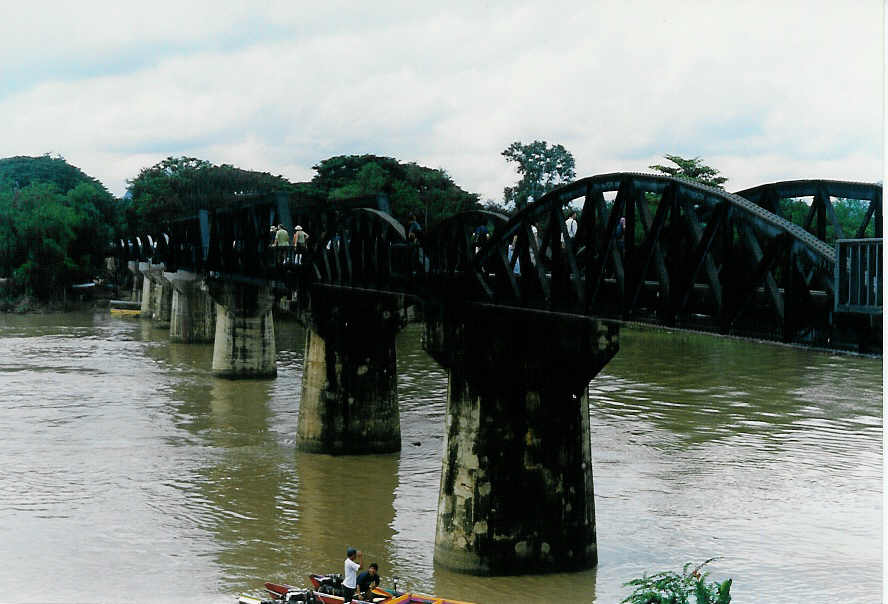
(649, 155, 728, 189)
(0, 155, 123, 301)
(780, 196, 875, 241)
(127, 156, 293, 231)
(502, 140, 576, 209)
(0, 153, 109, 194)
(310, 154, 480, 225)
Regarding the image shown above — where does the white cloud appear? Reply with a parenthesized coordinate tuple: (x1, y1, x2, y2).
(0, 1, 881, 199)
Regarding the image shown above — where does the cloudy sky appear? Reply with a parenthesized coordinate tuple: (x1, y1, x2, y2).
(1, 1, 882, 200)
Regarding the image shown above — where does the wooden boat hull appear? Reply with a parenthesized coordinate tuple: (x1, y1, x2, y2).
(267, 578, 475, 604)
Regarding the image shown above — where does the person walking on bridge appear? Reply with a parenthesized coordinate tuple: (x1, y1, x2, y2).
(293, 225, 309, 265)
(274, 224, 290, 264)
(565, 210, 578, 239)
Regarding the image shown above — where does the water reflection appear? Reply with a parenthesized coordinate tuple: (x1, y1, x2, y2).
(289, 452, 399, 585)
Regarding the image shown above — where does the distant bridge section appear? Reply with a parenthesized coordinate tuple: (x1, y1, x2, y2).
(735, 179, 882, 242)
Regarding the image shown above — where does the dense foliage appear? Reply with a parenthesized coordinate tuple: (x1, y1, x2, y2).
(126, 156, 294, 231)
(308, 154, 480, 225)
(502, 140, 576, 209)
(780, 196, 876, 241)
(0, 155, 121, 301)
(622, 559, 732, 604)
(649, 155, 728, 189)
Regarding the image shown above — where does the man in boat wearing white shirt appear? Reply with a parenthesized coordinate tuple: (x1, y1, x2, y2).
(343, 547, 363, 603)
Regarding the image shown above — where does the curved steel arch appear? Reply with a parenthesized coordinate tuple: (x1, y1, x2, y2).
(735, 179, 882, 241)
(425, 210, 509, 281)
(469, 173, 838, 345)
(311, 207, 410, 289)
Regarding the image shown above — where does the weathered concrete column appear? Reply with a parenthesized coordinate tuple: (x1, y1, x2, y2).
(166, 270, 216, 343)
(207, 281, 276, 378)
(138, 262, 153, 317)
(145, 263, 172, 328)
(424, 305, 619, 575)
(296, 286, 402, 454)
(198, 281, 218, 342)
(127, 261, 142, 304)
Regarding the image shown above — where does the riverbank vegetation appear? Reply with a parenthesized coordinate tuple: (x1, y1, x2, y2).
(0, 155, 121, 304)
(622, 559, 732, 604)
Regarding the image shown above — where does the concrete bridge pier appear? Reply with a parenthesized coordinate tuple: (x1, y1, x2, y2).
(296, 286, 403, 454)
(208, 282, 276, 379)
(166, 270, 216, 343)
(138, 262, 153, 317)
(424, 305, 619, 575)
(127, 261, 142, 304)
(146, 263, 172, 328)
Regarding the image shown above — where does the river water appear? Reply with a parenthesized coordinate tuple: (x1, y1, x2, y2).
(0, 312, 881, 603)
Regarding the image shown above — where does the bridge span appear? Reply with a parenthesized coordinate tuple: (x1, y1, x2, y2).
(112, 173, 881, 575)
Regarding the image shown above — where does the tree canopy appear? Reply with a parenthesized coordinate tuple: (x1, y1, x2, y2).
(649, 154, 728, 189)
(309, 154, 480, 225)
(0, 155, 122, 300)
(502, 140, 576, 209)
(126, 156, 294, 231)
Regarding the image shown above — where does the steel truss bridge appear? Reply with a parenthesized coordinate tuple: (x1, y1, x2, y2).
(114, 174, 883, 353)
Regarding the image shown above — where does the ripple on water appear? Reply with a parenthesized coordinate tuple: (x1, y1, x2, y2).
(0, 316, 881, 603)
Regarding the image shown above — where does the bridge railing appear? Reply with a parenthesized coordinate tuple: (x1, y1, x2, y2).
(835, 238, 882, 314)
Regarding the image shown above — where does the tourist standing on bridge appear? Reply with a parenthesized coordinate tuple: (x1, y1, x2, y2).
(508, 234, 521, 275)
(407, 214, 422, 242)
(293, 225, 309, 265)
(565, 210, 578, 239)
(616, 216, 626, 255)
(274, 224, 290, 264)
(343, 547, 363, 603)
(274, 224, 290, 245)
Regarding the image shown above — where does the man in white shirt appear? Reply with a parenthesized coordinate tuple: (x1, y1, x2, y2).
(565, 211, 578, 239)
(343, 547, 363, 603)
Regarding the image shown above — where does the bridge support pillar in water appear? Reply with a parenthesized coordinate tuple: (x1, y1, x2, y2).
(424, 305, 619, 575)
(296, 286, 403, 454)
(207, 282, 276, 379)
(138, 262, 153, 317)
(145, 263, 172, 328)
(127, 261, 142, 304)
(166, 270, 216, 343)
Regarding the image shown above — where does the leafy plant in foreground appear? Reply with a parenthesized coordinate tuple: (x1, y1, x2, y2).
(622, 558, 732, 604)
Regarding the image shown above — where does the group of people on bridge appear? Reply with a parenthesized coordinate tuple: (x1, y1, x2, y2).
(264, 208, 628, 277)
(270, 223, 310, 265)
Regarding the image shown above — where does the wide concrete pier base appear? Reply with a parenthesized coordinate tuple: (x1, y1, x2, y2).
(166, 270, 216, 343)
(296, 286, 403, 454)
(425, 305, 619, 575)
(208, 282, 276, 379)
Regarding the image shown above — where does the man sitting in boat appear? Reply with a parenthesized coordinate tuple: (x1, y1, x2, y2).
(343, 547, 363, 603)
(356, 562, 382, 602)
